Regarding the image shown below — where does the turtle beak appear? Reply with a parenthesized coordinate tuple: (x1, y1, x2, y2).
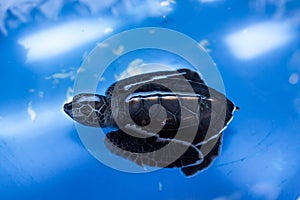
(63, 102, 73, 118)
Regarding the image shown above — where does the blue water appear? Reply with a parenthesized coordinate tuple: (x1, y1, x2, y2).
(1, 1, 300, 199)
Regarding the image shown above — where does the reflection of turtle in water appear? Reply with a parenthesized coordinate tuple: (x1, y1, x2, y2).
(64, 68, 239, 176)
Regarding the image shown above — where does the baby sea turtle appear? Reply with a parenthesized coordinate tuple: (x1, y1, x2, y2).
(64, 68, 238, 176)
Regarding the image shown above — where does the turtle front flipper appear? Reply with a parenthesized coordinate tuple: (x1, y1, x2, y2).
(176, 68, 205, 84)
(104, 129, 203, 170)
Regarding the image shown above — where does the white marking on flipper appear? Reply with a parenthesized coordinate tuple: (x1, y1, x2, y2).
(123, 71, 187, 90)
(195, 104, 238, 147)
(123, 124, 204, 165)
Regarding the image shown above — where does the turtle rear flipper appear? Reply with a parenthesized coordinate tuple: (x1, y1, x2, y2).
(181, 136, 222, 176)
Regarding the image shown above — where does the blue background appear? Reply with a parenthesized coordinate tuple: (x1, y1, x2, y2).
(0, 0, 300, 199)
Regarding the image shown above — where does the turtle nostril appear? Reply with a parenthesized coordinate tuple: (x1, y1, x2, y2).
(64, 103, 72, 112)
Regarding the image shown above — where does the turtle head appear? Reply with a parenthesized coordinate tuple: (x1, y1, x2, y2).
(64, 93, 112, 127)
